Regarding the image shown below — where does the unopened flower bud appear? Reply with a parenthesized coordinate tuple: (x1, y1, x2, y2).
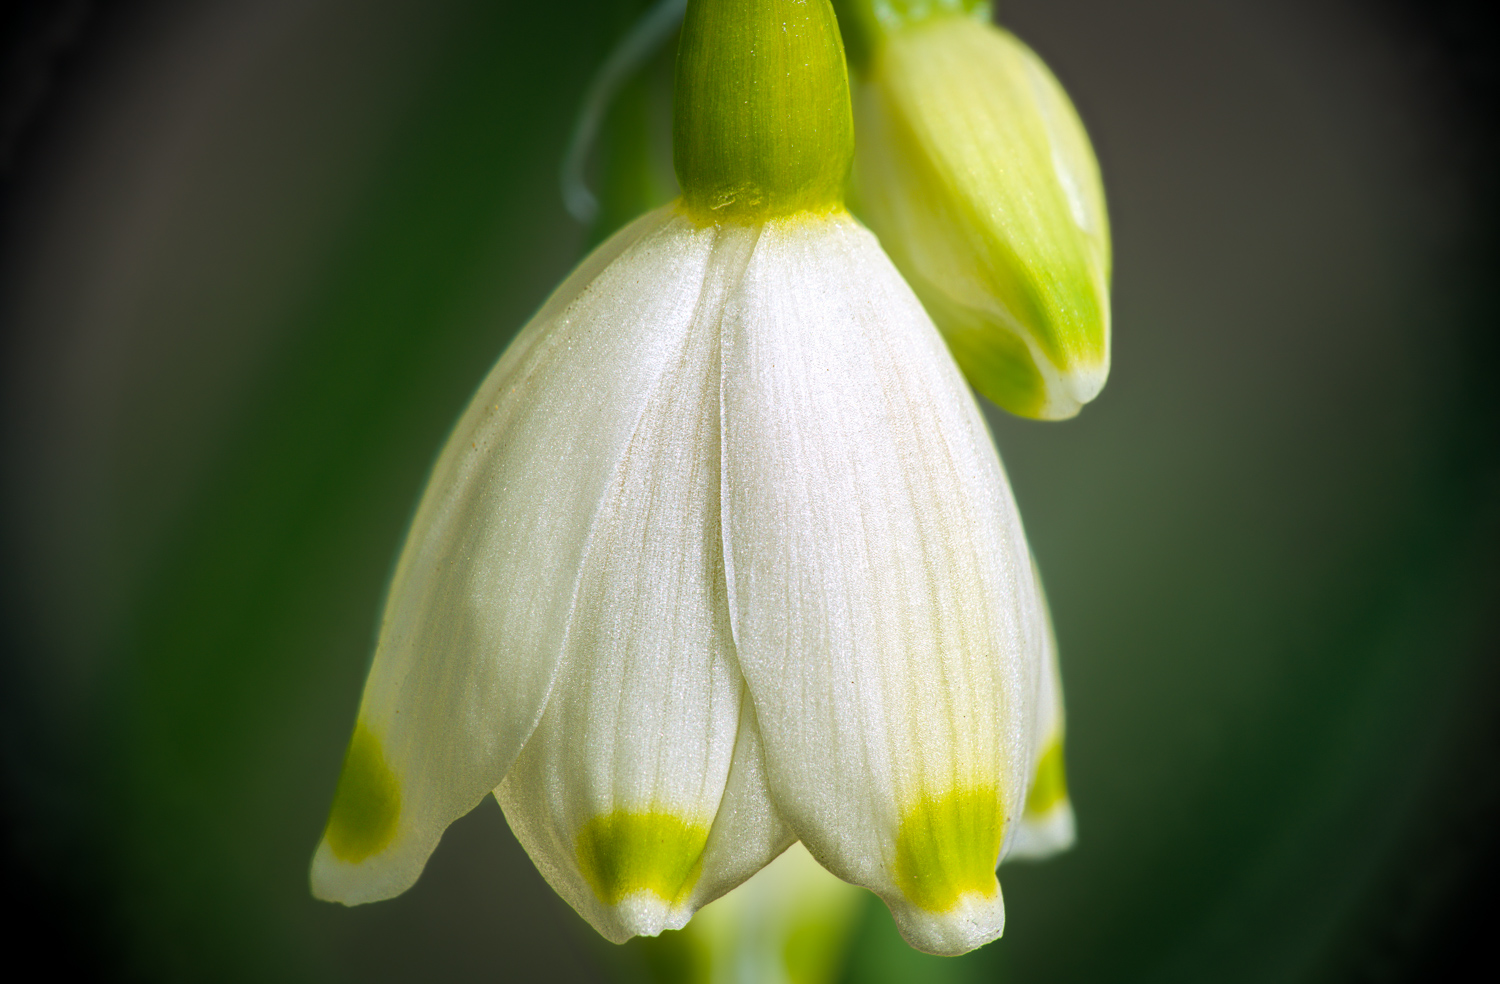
(848, 5, 1111, 419)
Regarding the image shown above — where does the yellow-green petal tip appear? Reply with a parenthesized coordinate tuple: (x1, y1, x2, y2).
(324, 722, 401, 864)
(893, 786, 1003, 913)
(576, 809, 711, 909)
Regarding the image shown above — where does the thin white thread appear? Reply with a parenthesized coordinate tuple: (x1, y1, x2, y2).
(561, 0, 687, 225)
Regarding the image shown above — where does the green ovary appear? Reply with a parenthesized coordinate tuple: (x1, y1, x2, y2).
(894, 786, 1003, 912)
(1024, 739, 1069, 817)
(324, 721, 401, 863)
(576, 810, 711, 907)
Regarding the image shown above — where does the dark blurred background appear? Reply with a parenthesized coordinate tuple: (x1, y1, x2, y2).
(2, 0, 1496, 980)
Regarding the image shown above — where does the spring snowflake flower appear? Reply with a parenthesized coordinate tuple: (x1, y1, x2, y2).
(312, 0, 1054, 956)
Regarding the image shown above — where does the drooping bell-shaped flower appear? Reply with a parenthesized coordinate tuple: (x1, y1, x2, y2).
(839, 0, 1111, 420)
(312, 0, 1050, 956)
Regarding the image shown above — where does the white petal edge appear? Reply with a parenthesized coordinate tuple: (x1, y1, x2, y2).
(1007, 561, 1076, 861)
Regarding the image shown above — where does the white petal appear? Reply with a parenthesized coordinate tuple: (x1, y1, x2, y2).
(495, 218, 788, 941)
(312, 205, 725, 904)
(686, 693, 797, 910)
(1007, 563, 1075, 860)
(719, 212, 1047, 955)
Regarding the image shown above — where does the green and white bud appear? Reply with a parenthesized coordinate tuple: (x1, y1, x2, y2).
(844, 2, 1111, 419)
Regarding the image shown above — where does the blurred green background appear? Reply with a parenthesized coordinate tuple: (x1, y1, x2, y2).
(2, 0, 1496, 980)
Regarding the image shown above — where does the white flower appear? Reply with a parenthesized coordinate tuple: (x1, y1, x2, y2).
(310, 200, 1049, 956)
(310, 0, 1062, 958)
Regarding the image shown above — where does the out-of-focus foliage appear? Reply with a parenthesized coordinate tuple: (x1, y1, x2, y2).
(1, 1, 1497, 982)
